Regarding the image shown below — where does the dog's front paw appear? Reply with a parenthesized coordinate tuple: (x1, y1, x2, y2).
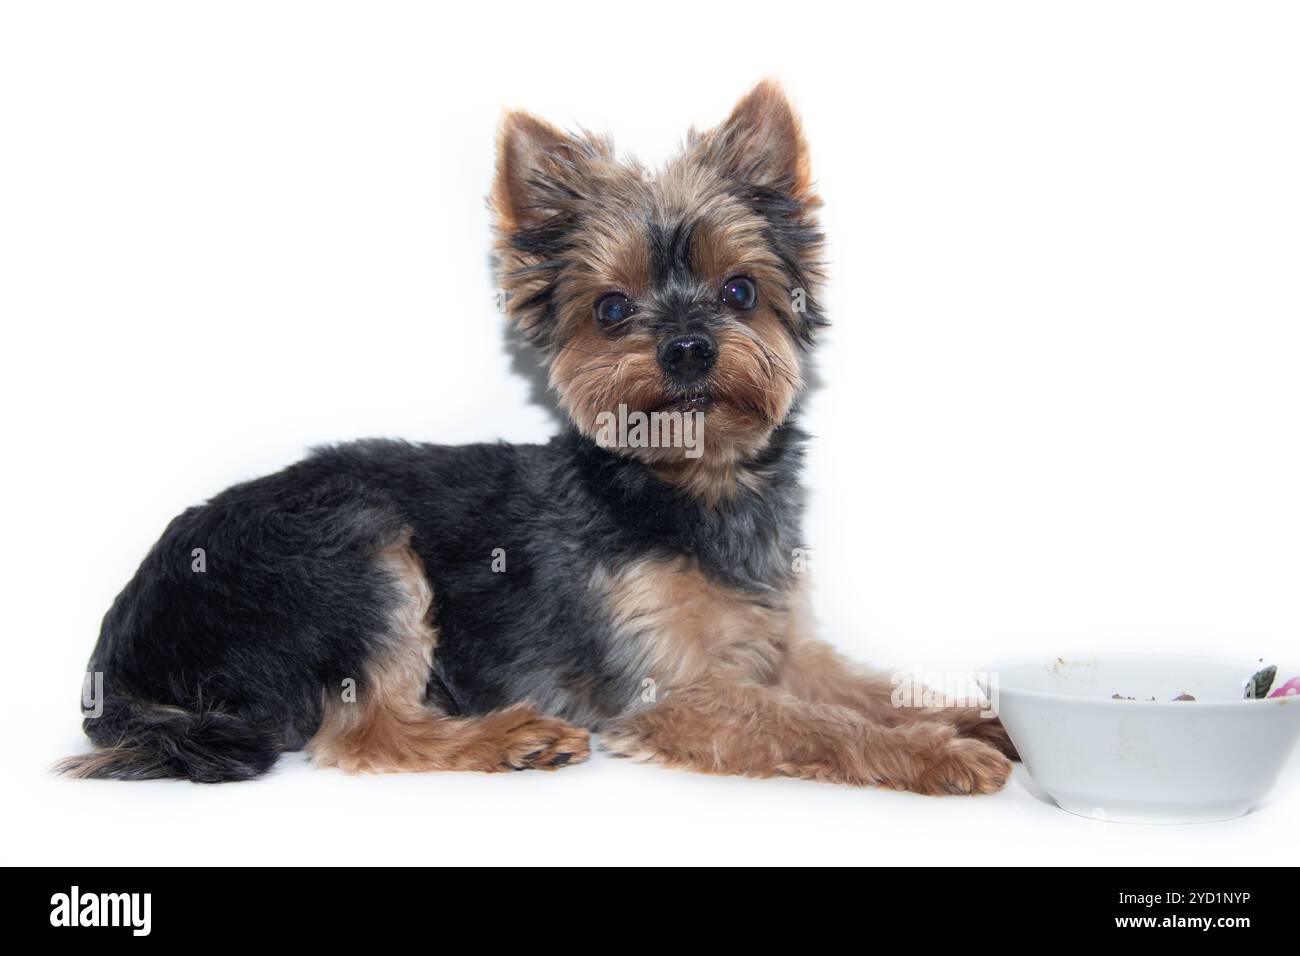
(961, 716, 1019, 762)
(928, 707, 1020, 761)
(871, 721, 1011, 796)
(498, 715, 591, 771)
(910, 732, 1012, 796)
(594, 723, 655, 763)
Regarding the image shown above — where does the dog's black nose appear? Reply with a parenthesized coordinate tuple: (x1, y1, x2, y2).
(658, 333, 717, 383)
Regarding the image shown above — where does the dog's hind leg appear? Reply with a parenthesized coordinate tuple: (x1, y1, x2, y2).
(306, 536, 590, 774)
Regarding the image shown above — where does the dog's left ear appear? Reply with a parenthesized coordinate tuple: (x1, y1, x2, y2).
(698, 80, 814, 199)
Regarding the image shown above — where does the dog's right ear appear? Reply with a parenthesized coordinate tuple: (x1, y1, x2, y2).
(697, 80, 815, 200)
(493, 111, 591, 235)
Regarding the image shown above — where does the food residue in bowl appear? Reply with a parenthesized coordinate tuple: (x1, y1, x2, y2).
(1056, 659, 1294, 703)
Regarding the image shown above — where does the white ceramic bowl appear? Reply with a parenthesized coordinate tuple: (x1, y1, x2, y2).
(979, 654, 1300, 823)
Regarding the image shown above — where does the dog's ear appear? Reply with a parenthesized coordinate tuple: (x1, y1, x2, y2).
(493, 111, 590, 235)
(492, 112, 609, 349)
(698, 80, 814, 199)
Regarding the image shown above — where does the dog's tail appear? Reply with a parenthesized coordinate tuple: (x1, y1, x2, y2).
(55, 697, 280, 783)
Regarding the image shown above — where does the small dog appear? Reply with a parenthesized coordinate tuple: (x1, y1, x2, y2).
(61, 81, 1015, 793)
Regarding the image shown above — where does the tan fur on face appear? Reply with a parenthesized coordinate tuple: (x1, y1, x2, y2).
(493, 82, 823, 503)
(542, 170, 808, 504)
(548, 300, 803, 505)
(307, 534, 590, 773)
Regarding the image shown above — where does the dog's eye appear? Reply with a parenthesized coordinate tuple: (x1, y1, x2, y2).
(595, 292, 635, 328)
(720, 276, 758, 312)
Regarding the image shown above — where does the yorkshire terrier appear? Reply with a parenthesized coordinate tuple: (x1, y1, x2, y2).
(60, 81, 1016, 793)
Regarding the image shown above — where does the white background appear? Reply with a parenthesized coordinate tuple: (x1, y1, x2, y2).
(2, 1, 1297, 865)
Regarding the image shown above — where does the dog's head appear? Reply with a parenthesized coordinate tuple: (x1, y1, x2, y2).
(492, 81, 825, 499)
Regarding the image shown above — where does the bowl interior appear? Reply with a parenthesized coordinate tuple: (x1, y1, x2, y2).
(988, 654, 1283, 703)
